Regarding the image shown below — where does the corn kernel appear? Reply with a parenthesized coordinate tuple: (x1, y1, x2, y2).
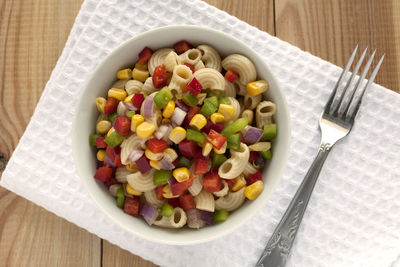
(96, 97, 106, 113)
(117, 68, 132, 79)
(202, 142, 213, 157)
(197, 93, 207, 105)
(135, 63, 148, 71)
(173, 167, 190, 182)
(96, 120, 112, 134)
(213, 141, 227, 154)
(162, 184, 179, 199)
(131, 114, 144, 132)
(189, 114, 207, 130)
(244, 180, 264, 200)
(131, 68, 149, 82)
(97, 150, 106, 161)
(241, 109, 254, 124)
(163, 148, 178, 161)
(218, 104, 235, 122)
(162, 100, 175, 118)
(161, 118, 171, 124)
(106, 127, 115, 137)
(210, 112, 225, 124)
(108, 87, 127, 101)
(145, 148, 163, 161)
(246, 80, 268, 96)
(150, 160, 161, 170)
(126, 163, 138, 173)
(169, 127, 186, 144)
(126, 184, 142, 196)
(232, 175, 246, 191)
(136, 121, 156, 139)
(124, 94, 134, 103)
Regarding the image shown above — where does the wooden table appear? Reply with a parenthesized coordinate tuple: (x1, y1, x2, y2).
(0, 0, 399, 266)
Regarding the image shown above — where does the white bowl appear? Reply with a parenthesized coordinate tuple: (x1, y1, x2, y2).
(72, 25, 290, 245)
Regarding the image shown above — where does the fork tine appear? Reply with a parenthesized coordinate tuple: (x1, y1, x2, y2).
(332, 46, 368, 115)
(342, 49, 376, 117)
(325, 45, 358, 112)
(347, 54, 385, 120)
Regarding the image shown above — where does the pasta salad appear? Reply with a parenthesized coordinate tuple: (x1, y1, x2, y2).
(89, 40, 277, 229)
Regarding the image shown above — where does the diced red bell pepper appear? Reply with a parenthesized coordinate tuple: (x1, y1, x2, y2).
(194, 158, 210, 175)
(96, 137, 107, 148)
(131, 93, 144, 109)
(155, 186, 165, 200)
(203, 170, 222, 193)
(104, 97, 118, 114)
(224, 179, 235, 190)
(114, 154, 124, 167)
(241, 135, 245, 143)
(168, 198, 181, 208)
(184, 63, 195, 73)
(206, 129, 227, 150)
(170, 176, 194, 196)
(183, 106, 199, 127)
(184, 78, 202, 95)
(94, 166, 113, 182)
(152, 65, 168, 88)
(225, 70, 238, 82)
(106, 145, 121, 161)
(178, 140, 198, 157)
(135, 154, 152, 174)
(114, 116, 131, 136)
(138, 46, 153, 65)
(173, 40, 193, 54)
(123, 196, 140, 217)
(179, 194, 196, 211)
(173, 159, 179, 167)
(147, 138, 168, 153)
(104, 177, 118, 188)
(249, 151, 260, 163)
(247, 170, 263, 185)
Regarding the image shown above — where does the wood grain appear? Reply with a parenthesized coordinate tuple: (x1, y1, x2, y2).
(102, 241, 157, 267)
(275, 0, 400, 93)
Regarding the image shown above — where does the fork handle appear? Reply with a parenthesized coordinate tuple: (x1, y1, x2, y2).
(255, 142, 332, 267)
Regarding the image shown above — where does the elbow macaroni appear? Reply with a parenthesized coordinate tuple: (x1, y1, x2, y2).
(213, 180, 229, 197)
(193, 68, 225, 91)
(194, 189, 215, 212)
(218, 143, 250, 179)
(168, 64, 193, 98)
(120, 135, 147, 165)
(178, 48, 204, 70)
(148, 48, 174, 76)
(188, 174, 203, 196)
(243, 162, 258, 177)
(228, 97, 241, 121)
(115, 167, 130, 183)
(256, 101, 276, 128)
(163, 51, 179, 72)
(144, 189, 165, 208)
(244, 93, 262, 110)
(125, 80, 143, 95)
(221, 54, 257, 85)
(215, 187, 246, 211)
(197, 44, 222, 72)
(126, 169, 156, 192)
(153, 207, 187, 228)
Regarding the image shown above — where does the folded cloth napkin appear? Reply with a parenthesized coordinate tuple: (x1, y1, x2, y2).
(1, 0, 400, 266)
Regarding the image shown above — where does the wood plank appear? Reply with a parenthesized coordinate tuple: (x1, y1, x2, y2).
(102, 241, 157, 267)
(0, 0, 100, 266)
(275, 0, 400, 93)
(101, 1, 275, 266)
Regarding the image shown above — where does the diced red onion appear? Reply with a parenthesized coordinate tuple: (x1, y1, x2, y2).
(200, 210, 214, 225)
(135, 154, 152, 173)
(187, 209, 205, 229)
(243, 127, 264, 144)
(143, 96, 154, 118)
(175, 99, 189, 112)
(123, 102, 137, 111)
(255, 156, 265, 168)
(171, 107, 187, 126)
(109, 184, 122, 197)
(160, 158, 175, 170)
(128, 149, 144, 162)
(140, 203, 159, 225)
(104, 154, 116, 167)
(154, 125, 168, 140)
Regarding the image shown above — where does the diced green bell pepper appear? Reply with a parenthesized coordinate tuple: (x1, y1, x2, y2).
(154, 87, 173, 109)
(104, 131, 124, 148)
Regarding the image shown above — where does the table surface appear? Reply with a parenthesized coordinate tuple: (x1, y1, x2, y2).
(0, 0, 399, 266)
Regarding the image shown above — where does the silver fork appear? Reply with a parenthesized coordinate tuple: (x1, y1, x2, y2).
(255, 46, 385, 267)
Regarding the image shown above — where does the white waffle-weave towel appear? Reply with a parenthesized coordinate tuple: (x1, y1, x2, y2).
(1, 0, 400, 266)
